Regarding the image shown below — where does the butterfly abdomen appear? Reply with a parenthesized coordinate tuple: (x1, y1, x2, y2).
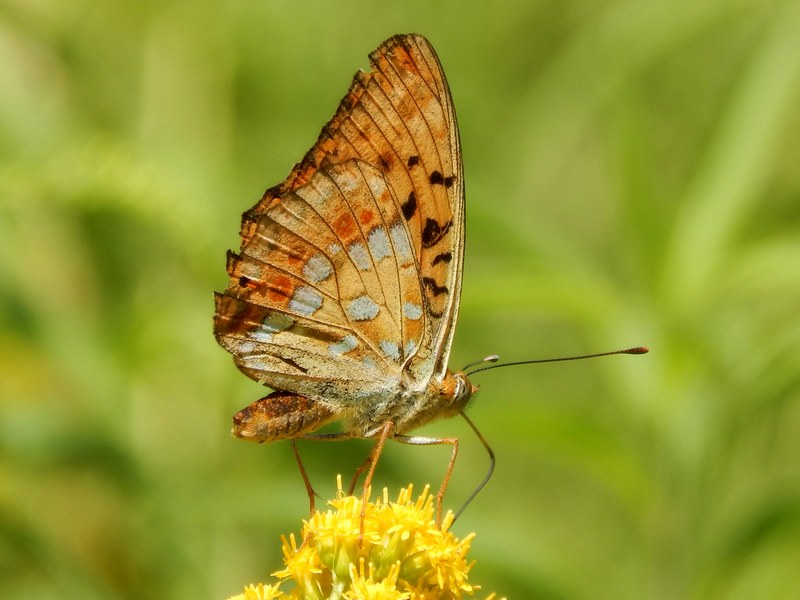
(232, 390, 337, 443)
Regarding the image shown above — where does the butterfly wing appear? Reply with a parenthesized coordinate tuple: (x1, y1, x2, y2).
(214, 34, 464, 408)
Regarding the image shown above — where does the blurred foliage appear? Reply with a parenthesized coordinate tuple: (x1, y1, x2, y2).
(2, 0, 800, 598)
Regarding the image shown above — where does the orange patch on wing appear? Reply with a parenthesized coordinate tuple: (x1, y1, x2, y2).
(359, 208, 375, 225)
(267, 274, 293, 303)
(333, 213, 356, 240)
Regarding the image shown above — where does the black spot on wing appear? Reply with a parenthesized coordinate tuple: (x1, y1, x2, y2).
(277, 356, 309, 374)
(407, 155, 420, 167)
(421, 218, 452, 248)
(422, 277, 448, 296)
(431, 251, 452, 266)
(402, 191, 417, 220)
(444, 175, 455, 188)
(238, 275, 260, 290)
(429, 170, 444, 185)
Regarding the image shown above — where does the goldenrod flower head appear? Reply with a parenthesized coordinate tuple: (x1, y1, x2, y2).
(225, 478, 501, 600)
(227, 582, 284, 600)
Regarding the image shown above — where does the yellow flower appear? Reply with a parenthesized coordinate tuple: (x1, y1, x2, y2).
(225, 478, 502, 600)
(226, 582, 285, 600)
(345, 559, 409, 600)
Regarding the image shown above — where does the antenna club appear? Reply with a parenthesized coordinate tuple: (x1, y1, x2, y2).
(625, 346, 649, 355)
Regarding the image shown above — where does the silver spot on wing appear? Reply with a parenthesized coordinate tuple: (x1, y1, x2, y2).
(289, 286, 323, 316)
(348, 241, 371, 271)
(345, 294, 380, 321)
(329, 334, 358, 356)
(303, 253, 333, 283)
(368, 227, 391, 261)
(403, 302, 422, 320)
(379, 339, 401, 361)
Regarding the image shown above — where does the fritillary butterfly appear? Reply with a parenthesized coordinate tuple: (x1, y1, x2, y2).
(214, 34, 475, 520)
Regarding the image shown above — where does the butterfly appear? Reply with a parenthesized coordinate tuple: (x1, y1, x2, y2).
(214, 34, 480, 522)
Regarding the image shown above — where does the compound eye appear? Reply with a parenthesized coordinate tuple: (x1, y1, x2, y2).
(454, 373, 470, 401)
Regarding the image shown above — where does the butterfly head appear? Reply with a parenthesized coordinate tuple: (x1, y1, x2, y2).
(396, 370, 476, 434)
(440, 370, 478, 417)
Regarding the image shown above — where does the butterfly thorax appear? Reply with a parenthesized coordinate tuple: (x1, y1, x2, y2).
(396, 370, 475, 434)
(352, 370, 474, 436)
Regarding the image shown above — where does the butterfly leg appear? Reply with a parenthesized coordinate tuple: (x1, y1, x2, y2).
(350, 421, 395, 545)
(296, 430, 356, 505)
(288, 432, 353, 547)
(394, 434, 459, 527)
(347, 448, 378, 495)
(361, 421, 395, 495)
(289, 440, 318, 517)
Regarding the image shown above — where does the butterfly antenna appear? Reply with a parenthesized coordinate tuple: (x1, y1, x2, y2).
(465, 346, 649, 377)
(462, 354, 500, 372)
(452, 412, 495, 524)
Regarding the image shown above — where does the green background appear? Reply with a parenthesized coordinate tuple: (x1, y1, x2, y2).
(2, 0, 800, 598)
